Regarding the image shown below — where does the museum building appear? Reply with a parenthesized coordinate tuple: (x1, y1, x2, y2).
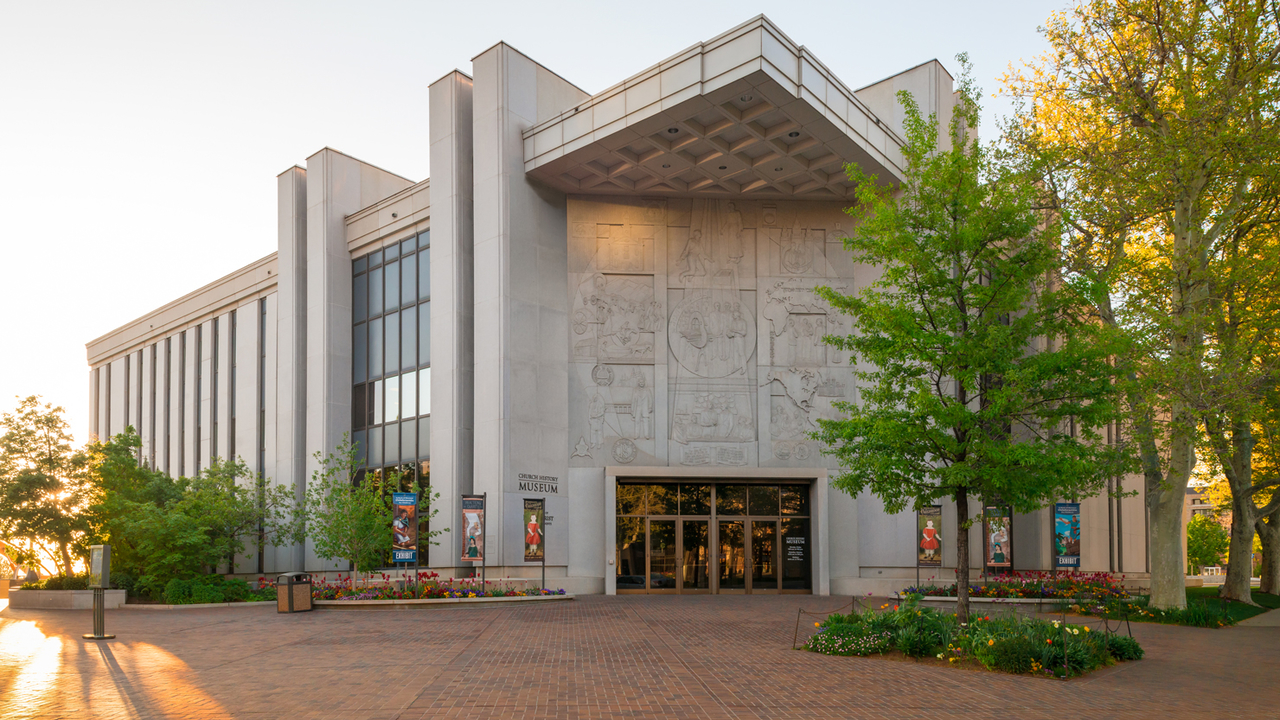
(84, 16, 1149, 595)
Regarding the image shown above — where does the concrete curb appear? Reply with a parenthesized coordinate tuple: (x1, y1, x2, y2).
(889, 594, 1136, 607)
(8, 589, 127, 610)
(315, 594, 575, 609)
(119, 601, 277, 611)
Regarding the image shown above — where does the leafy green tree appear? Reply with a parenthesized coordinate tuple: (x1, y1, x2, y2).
(91, 429, 299, 597)
(182, 457, 300, 570)
(814, 59, 1129, 622)
(0, 396, 94, 575)
(1186, 514, 1230, 572)
(299, 437, 443, 587)
(1003, 0, 1280, 607)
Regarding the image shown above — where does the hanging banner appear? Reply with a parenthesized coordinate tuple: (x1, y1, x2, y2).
(391, 493, 418, 563)
(524, 498, 545, 563)
(1054, 502, 1081, 568)
(983, 506, 1012, 570)
(460, 495, 485, 562)
(917, 505, 942, 567)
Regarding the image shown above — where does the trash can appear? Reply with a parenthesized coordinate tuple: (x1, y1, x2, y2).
(276, 572, 313, 613)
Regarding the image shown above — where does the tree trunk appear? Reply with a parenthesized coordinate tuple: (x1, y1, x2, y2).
(1221, 490, 1259, 604)
(1132, 399, 1189, 609)
(955, 489, 970, 623)
(1148, 485, 1189, 610)
(1257, 510, 1280, 596)
(57, 541, 72, 578)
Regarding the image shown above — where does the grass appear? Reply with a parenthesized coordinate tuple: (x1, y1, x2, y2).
(1184, 587, 1280, 623)
(1071, 588, 1280, 627)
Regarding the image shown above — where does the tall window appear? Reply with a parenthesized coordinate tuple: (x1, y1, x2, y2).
(212, 317, 219, 461)
(351, 230, 431, 469)
(351, 230, 431, 564)
(229, 309, 237, 462)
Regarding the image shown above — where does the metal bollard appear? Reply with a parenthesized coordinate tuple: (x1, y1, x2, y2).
(83, 544, 115, 640)
(82, 587, 115, 640)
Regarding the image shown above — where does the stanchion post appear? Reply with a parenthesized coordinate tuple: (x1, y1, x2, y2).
(83, 544, 115, 640)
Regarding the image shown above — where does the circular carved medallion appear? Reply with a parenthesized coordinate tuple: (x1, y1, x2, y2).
(793, 443, 812, 461)
(612, 438, 638, 464)
(591, 364, 614, 386)
(667, 292, 755, 378)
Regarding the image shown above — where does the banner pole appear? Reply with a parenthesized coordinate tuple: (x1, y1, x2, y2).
(541, 497, 547, 594)
(482, 492, 487, 588)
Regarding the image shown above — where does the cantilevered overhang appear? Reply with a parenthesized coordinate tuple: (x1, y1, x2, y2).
(523, 16, 905, 200)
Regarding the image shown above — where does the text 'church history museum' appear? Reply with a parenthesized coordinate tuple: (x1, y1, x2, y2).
(84, 16, 1148, 595)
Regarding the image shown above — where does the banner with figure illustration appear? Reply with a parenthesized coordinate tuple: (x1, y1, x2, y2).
(916, 505, 942, 567)
(983, 506, 1012, 570)
(460, 495, 485, 563)
(391, 493, 418, 563)
(1054, 502, 1081, 568)
(524, 498, 545, 562)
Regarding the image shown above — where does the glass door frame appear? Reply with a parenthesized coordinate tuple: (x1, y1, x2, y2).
(615, 480, 813, 596)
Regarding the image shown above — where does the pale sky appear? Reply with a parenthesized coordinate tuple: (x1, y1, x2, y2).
(0, 0, 1066, 445)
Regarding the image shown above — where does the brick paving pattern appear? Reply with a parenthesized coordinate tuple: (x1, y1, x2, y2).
(1, 595, 1277, 719)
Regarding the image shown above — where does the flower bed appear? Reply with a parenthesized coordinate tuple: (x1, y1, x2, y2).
(1066, 593, 1243, 628)
(805, 599, 1143, 678)
(311, 571, 566, 601)
(902, 571, 1131, 601)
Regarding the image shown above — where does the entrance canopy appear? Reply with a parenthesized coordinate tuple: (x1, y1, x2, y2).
(523, 16, 907, 200)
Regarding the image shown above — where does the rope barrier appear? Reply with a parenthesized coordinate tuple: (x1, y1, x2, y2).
(791, 596, 866, 649)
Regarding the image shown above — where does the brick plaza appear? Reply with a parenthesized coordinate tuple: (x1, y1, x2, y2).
(2, 595, 1277, 719)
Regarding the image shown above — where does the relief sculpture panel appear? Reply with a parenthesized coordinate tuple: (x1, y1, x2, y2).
(570, 273, 661, 363)
(569, 363, 660, 468)
(566, 196, 859, 470)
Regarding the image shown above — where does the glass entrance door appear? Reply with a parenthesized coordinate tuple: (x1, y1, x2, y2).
(650, 520, 677, 591)
(682, 520, 710, 592)
(751, 520, 778, 594)
(616, 483, 811, 594)
(718, 521, 746, 593)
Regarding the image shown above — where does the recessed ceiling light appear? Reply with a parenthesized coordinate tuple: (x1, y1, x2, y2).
(662, 163, 671, 169)
(788, 131, 800, 138)
(718, 165, 727, 170)
(741, 94, 754, 102)
(667, 127, 679, 134)
(774, 167, 783, 172)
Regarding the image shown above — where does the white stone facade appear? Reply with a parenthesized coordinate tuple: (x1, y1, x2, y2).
(84, 16, 1149, 594)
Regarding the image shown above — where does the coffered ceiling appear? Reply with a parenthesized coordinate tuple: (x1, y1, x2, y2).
(523, 17, 906, 201)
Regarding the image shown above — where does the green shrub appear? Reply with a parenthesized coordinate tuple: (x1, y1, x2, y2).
(190, 584, 225, 604)
(1038, 633, 1107, 676)
(895, 624, 939, 658)
(34, 575, 89, 591)
(1106, 634, 1144, 660)
(112, 572, 138, 596)
(221, 579, 249, 602)
(988, 635, 1037, 674)
(1176, 600, 1231, 628)
(163, 578, 192, 605)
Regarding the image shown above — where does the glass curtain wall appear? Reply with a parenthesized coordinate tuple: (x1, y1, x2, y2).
(351, 230, 432, 563)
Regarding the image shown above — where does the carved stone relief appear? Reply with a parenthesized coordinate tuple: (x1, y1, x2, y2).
(567, 196, 860, 470)
(570, 274, 661, 363)
(759, 366, 853, 468)
(761, 280, 851, 367)
(668, 293, 755, 378)
(569, 363, 658, 467)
